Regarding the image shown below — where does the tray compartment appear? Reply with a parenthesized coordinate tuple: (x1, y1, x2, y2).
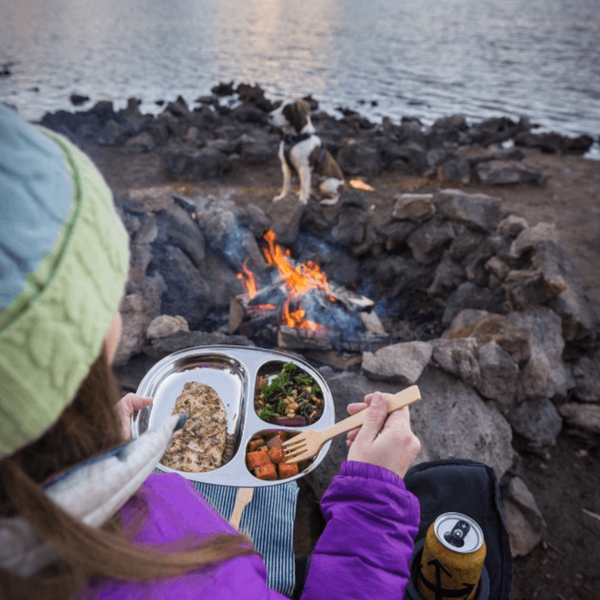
(134, 351, 248, 470)
(254, 360, 326, 427)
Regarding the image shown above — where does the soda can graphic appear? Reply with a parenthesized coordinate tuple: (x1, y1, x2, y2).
(418, 512, 486, 600)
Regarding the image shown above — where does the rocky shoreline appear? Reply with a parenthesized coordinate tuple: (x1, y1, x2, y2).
(39, 82, 596, 187)
(36, 83, 600, 598)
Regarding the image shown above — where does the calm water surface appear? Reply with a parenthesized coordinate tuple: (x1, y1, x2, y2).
(1, 0, 598, 147)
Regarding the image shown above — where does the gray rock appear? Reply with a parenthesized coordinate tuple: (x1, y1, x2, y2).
(149, 245, 212, 329)
(502, 477, 546, 557)
(336, 140, 382, 177)
(385, 221, 419, 252)
(507, 398, 563, 448)
(532, 241, 600, 342)
(434, 189, 503, 233)
(155, 203, 206, 267)
(449, 227, 488, 262)
(146, 315, 190, 340)
(572, 354, 600, 402)
(518, 346, 551, 401)
(124, 131, 156, 153)
(559, 403, 600, 435)
(427, 250, 465, 297)
(338, 190, 370, 211)
(475, 160, 545, 186)
(413, 366, 514, 478)
(476, 341, 519, 411)
(551, 285, 599, 343)
(407, 216, 455, 265)
(240, 139, 276, 165)
(504, 269, 565, 310)
(462, 241, 494, 287)
(300, 202, 330, 234)
(392, 193, 436, 221)
(485, 256, 511, 280)
(431, 337, 480, 388)
(97, 119, 125, 145)
(127, 243, 153, 284)
(362, 341, 433, 384)
(133, 213, 158, 245)
(470, 314, 533, 365)
(497, 215, 528, 239)
(332, 207, 369, 246)
(510, 222, 559, 259)
(442, 282, 506, 327)
(440, 156, 471, 184)
(123, 187, 174, 213)
(507, 308, 569, 399)
(163, 147, 233, 181)
(196, 199, 266, 271)
(432, 114, 468, 131)
(266, 195, 306, 246)
(244, 204, 271, 239)
(114, 290, 161, 365)
(444, 309, 491, 337)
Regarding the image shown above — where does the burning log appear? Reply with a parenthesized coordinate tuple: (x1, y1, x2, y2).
(230, 228, 388, 351)
(277, 325, 389, 353)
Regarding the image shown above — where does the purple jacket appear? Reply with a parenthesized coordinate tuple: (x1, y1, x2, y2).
(82, 461, 420, 599)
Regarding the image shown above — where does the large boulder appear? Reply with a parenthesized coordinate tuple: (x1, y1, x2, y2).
(413, 366, 515, 478)
(306, 367, 514, 499)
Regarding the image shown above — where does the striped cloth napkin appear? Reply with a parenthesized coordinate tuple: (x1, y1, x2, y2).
(194, 481, 299, 597)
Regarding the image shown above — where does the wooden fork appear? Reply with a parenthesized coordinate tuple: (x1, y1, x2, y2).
(281, 385, 421, 464)
(229, 487, 254, 530)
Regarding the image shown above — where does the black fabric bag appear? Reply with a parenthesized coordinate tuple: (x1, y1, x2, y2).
(403, 459, 513, 600)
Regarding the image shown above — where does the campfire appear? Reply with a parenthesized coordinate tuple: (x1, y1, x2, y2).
(229, 230, 389, 353)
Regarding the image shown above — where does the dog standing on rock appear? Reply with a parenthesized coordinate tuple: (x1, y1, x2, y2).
(268, 99, 344, 206)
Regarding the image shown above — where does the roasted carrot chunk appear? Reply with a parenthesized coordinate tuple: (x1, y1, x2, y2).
(255, 463, 277, 480)
(247, 451, 271, 470)
(268, 445, 285, 464)
(278, 462, 299, 479)
(247, 438, 264, 452)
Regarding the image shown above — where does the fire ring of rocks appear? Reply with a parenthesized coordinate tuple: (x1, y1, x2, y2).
(112, 181, 600, 558)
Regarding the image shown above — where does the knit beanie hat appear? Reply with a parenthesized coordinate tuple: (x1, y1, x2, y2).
(0, 107, 130, 458)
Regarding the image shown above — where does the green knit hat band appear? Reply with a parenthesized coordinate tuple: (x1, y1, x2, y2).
(0, 128, 129, 458)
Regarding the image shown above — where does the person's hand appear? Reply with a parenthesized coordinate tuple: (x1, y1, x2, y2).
(117, 393, 153, 438)
(346, 391, 421, 478)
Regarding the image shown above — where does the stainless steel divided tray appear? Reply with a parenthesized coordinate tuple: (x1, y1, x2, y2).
(131, 345, 335, 487)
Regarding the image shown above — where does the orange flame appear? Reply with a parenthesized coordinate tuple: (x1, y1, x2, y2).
(237, 230, 332, 331)
(237, 258, 258, 298)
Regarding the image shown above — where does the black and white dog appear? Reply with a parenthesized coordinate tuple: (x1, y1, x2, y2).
(268, 99, 344, 206)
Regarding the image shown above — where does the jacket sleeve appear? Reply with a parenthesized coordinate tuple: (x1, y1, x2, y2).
(301, 461, 420, 600)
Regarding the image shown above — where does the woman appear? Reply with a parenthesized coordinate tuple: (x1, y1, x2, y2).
(0, 105, 421, 599)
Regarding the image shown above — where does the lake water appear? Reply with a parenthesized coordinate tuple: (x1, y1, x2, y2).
(1, 0, 598, 151)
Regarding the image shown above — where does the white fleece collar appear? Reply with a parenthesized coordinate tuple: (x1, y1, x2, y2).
(0, 414, 184, 578)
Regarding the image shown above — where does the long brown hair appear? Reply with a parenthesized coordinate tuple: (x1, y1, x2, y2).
(0, 347, 254, 599)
